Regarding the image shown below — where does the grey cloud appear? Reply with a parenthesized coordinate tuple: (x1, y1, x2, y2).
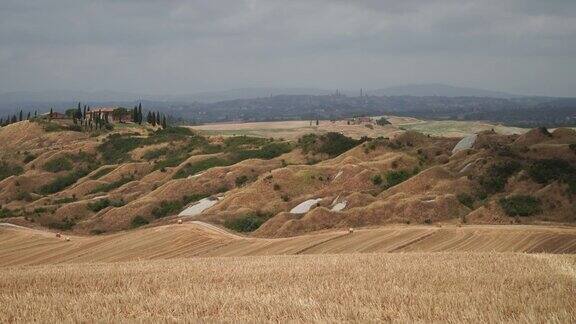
(0, 0, 574, 96)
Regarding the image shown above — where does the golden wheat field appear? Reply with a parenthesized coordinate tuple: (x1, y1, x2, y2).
(0, 253, 575, 322)
(1, 223, 576, 322)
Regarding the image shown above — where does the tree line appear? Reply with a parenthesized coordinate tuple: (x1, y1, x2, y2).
(0, 102, 168, 129)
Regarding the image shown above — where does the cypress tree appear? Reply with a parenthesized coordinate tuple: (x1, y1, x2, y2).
(27, 112, 30, 120)
(19, 110, 23, 121)
(162, 115, 167, 129)
(138, 103, 142, 124)
(76, 103, 82, 120)
(11, 115, 17, 123)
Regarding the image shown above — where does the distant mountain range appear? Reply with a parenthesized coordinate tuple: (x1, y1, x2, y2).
(0, 84, 522, 106)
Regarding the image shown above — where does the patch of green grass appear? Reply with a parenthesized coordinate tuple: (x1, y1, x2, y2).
(142, 147, 171, 160)
(90, 176, 134, 194)
(43, 157, 73, 173)
(53, 197, 77, 204)
(0, 208, 13, 219)
(499, 195, 542, 217)
(152, 201, 183, 219)
(97, 134, 144, 164)
(173, 157, 230, 179)
(371, 174, 383, 186)
(229, 142, 292, 161)
(87, 198, 125, 212)
(38, 169, 90, 194)
(0, 161, 23, 181)
(384, 170, 412, 188)
(89, 166, 116, 180)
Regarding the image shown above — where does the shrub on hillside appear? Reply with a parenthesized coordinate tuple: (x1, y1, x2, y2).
(152, 201, 180, 218)
(499, 195, 542, 217)
(173, 157, 230, 179)
(43, 157, 73, 172)
(224, 212, 273, 232)
(299, 133, 363, 157)
(22, 153, 36, 163)
(376, 117, 390, 126)
(528, 159, 576, 194)
(371, 174, 383, 186)
(384, 170, 411, 188)
(131, 216, 149, 228)
(88, 166, 116, 180)
(528, 159, 575, 184)
(46, 217, 76, 230)
(0, 161, 23, 181)
(235, 175, 249, 187)
(457, 193, 475, 209)
(87, 198, 124, 212)
(0, 208, 13, 219)
(90, 175, 134, 194)
(39, 169, 90, 194)
(479, 161, 522, 194)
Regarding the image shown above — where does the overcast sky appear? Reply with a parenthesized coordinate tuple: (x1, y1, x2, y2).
(1, 0, 575, 96)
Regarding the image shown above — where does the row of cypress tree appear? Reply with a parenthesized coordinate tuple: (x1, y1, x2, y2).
(1, 102, 168, 129)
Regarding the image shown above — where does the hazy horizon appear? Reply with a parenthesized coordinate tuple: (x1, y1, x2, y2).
(1, 1, 575, 97)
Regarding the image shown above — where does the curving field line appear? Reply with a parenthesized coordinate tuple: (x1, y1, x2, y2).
(1, 223, 575, 266)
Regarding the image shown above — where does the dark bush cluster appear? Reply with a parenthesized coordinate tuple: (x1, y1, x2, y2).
(299, 132, 363, 157)
(479, 161, 522, 194)
(87, 198, 125, 212)
(90, 175, 134, 194)
(43, 157, 73, 172)
(131, 216, 149, 228)
(457, 193, 475, 209)
(499, 195, 542, 217)
(39, 169, 90, 194)
(224, 212, 273, 232)
(527, 159, 576, 193)
(0, 161, 23, 181)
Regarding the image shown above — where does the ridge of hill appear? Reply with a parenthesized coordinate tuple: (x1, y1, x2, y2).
(0, 118, 575, 238)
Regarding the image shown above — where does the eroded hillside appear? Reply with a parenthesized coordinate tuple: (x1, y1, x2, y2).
(1, 119, 575, 237)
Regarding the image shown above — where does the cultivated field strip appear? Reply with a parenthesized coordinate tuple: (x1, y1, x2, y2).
(1, 224, 575, 266)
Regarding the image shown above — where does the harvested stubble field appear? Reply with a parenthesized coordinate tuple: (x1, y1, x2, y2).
(189, 116, 529, 139)
(0, 253, 575, 322)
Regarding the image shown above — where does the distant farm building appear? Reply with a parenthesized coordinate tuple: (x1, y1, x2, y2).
(86, 107, 133, 123)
